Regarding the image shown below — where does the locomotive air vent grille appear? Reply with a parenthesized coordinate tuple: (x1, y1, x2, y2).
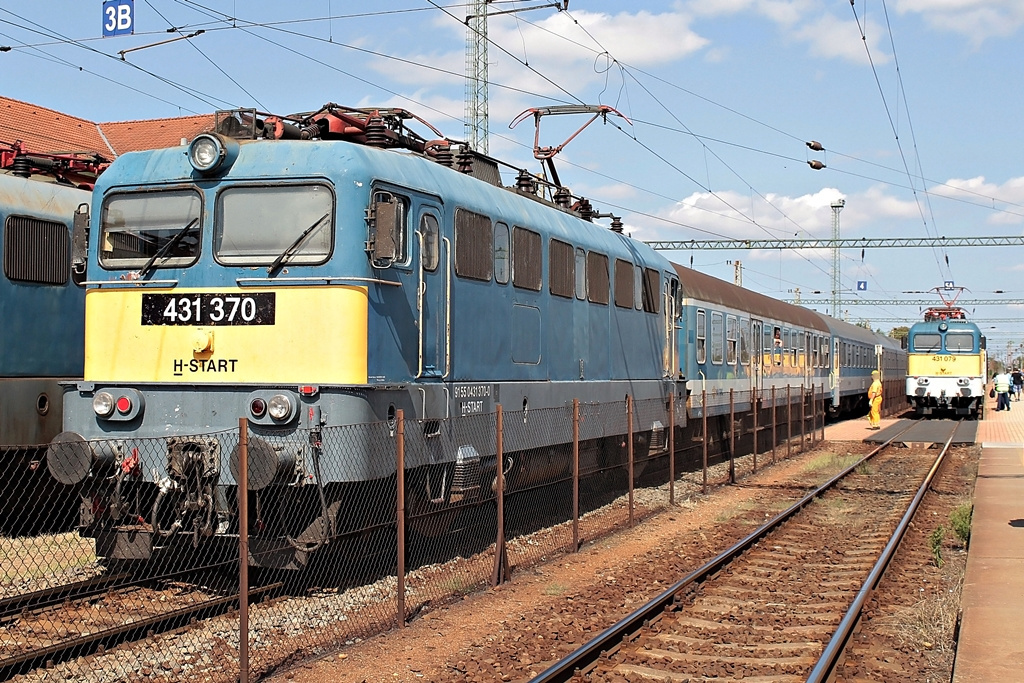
(3, 215, 70, 285)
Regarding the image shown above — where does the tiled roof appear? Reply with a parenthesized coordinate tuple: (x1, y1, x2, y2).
(0, 96, 215, 158)
(0, 96, 112, 157)
(100, 115, 215, 155)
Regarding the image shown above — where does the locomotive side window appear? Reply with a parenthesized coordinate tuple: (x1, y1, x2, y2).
(633, 265, 643, 310)
(711, 311, 724, 365)
(100, 189, 202, 269)
(420, 214, 439, 272)
(696, 309, 707, 364)
(574, 247, 586, 300)
(614, 259, 633, 308)
(549, 239, 574, 298)
(586, 251, 609, 305)
(726, 315, 737, 365)
(945, 333, 974, 352)
(215, 184, 334, 266)
(454, 208, 492, 281)
(512, 226, 541, 291)
(494, 222, 510, 284)
(3, 216, 69, 285)
(642, 268, 660, 313)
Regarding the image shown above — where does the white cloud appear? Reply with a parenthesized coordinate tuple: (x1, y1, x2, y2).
(928, 176, 1024, 225)
(894, 0, 1024, 45)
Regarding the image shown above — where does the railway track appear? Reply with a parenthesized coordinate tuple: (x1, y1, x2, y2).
(0, 566, 283, 680)
(530, 421, 959, 682)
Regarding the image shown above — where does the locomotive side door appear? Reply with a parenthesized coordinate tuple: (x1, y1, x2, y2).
(416, 208, 448, 379)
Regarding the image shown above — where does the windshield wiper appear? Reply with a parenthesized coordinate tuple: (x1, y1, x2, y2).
(267, 212, 330, 275)
(137, 217, 200, 278)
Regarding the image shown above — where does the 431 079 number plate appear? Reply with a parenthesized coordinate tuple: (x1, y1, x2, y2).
(141, 293, 276, 326)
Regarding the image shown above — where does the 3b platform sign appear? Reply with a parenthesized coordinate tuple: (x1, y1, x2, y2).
(102, 0, 134, 37)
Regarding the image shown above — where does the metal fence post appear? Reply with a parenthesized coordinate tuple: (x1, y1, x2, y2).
(786, 384, 792, 459)
(820, 383, 826, 441)
(752, 387, 758, 473)
(572, 399, 580, 551)
(627, 395, 634, 528)
(668, 392, 675, 506)
(238, 418, 249, 683)
(492, 405, 509, 586)
(728, 388, 735, 484)
(702, 389, 708, 494)
(396, 409, 406, 628)
(800, 384, 806, 452)
(771, 385, 777, 464)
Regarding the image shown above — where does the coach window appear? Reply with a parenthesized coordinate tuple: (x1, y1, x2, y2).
(575, 248, 586, 300)
(549, 239, 574, 298)
(696, 309, 707, 364)
(739, 318, 750, 365)
(102, 189, 202, 269)
(512, 227, 542, 291)
(455, 208, 492, 281)
(587, 252, 609, 305)
(711, 311, 724, 365)
(420, 214, 439, 272)
(726, 315, 737, 365)
(614, 259, 634, 308)
(791, 332, 798, 367)
(493, 222, 510, 284)
(812, 336, 819, 367)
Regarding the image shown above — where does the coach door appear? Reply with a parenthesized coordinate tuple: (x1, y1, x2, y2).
(751, 319, 763, 393)
(416, 209, 449, 379)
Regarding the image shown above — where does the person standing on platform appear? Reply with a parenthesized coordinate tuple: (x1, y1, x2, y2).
(995, 371, 1012, 411)
(867, 369, 883, 430)
(1012, 368, 1023, 401)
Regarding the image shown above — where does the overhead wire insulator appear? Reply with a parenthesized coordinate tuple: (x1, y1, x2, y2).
(808, 160, 826, 170)
(806, 140, 825, 151)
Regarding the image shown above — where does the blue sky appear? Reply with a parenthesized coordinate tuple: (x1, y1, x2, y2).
(3, 1, 1023, 354)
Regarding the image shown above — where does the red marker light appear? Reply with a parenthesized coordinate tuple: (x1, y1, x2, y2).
(299, 385, 319, 397)
(116, 395, 133, 413)
(250, 398, 267, 418)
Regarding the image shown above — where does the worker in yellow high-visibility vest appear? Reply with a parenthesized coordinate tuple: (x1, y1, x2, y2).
(867, 370, 883, 430)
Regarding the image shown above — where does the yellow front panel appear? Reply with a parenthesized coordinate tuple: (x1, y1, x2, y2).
(907, 353, 982, 377)
(85, 286, 368, 384)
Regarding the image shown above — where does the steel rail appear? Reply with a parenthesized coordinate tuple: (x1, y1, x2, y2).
(0, 581, 283, 680)
(529, 423, 919, 683)
(806, 422, 958, 682)
(0, 572, 129, 622)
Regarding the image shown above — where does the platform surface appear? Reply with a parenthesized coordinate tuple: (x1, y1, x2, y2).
(953, 394, 1024, 682)
(863, 418, 977, 445)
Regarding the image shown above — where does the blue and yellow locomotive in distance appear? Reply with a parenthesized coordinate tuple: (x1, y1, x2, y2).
(46, 105, 685, 568)
(905, 306, 985, 417)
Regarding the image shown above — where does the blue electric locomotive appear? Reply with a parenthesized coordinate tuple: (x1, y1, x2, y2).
(0, 170, 89, 533)
(46, 106, 685, 567)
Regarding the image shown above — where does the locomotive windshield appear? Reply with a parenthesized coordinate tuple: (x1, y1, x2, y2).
(99, 190, 202, 269)
(214, 184, 334, 266)
(944, 333, 975, 352)
(912, 334, 941, 353)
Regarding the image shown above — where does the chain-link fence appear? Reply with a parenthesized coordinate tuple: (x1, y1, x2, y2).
(0, 388, 829, 681)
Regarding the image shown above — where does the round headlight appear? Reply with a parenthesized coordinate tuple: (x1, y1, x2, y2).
(188, 134, 225, 173)
(93, 391, 115, 417)
(267, 394, 293, 421)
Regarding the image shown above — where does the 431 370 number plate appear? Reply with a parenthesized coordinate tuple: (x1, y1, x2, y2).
(141, 293, 276, 326)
